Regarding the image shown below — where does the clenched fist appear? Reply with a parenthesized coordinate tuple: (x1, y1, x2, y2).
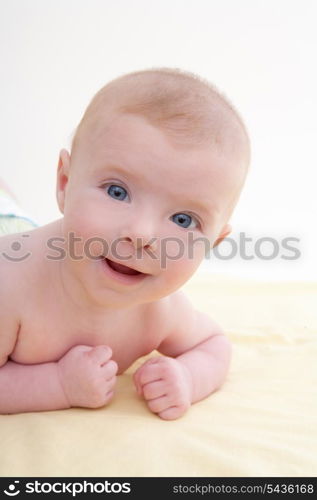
(133, 356, 193, 420)
(57, 345, 118, 409)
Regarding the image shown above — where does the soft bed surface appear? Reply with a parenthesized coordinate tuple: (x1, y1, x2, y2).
(1, 273, 316, 476)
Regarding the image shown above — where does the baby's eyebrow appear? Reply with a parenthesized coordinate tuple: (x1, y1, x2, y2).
(97, 163, 217, 219)
(182, 198, 217, 220)
(97, 164, 140, 181)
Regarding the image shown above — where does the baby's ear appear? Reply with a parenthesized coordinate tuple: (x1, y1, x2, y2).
(212, 224, 232, 248)
(56, 149, 71, 214)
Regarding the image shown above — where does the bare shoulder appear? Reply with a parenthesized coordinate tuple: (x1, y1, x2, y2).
(0, 222, 62, 361)
(143, 290, 197, 337)
(0, 234, 24, 366)
(0, 228, 38, 300)
(0, 219, 62, 294)
(0, 232, 25, 301)
(155, 289, 224, 358)
(141, 295, 172, 342)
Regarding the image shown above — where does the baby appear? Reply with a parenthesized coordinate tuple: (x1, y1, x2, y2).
(0, 68, 250, 419)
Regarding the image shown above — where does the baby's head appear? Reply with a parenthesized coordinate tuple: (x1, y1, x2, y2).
(56, 68, 250, 306)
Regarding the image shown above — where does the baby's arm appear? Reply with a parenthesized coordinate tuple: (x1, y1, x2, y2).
(0, 308, 117, 413)
(0, 360, 71, 414)
(0, 345, 118, 414)
(0, 311, 68, 413)
(133, 291, 232, 420)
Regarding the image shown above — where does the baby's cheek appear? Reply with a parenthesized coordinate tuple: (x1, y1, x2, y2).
(159, 233, 204, 278)
(161, 257, 200, 293)
(63, 206, 110, 259)
(159, 235, 204, 266)
(187, 233, 211, 261)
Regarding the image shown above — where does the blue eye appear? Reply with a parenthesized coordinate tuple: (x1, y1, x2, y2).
(171, 213, 198, 229)
(107, 184, 128, 201)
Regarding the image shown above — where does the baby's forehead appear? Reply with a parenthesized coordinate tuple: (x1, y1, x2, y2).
(72, 69, 250, 170)
(76, 109, 245, 201)
(89, 114, 241, 205)
(84, 105, 247, 166)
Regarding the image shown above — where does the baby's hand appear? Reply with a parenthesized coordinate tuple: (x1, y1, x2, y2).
(133, 356, 192, 420)
(57, 345, 118, 409)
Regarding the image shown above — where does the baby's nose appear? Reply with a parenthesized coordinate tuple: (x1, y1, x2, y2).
(118, 220, 158, 251)
(123, 235, 155, 250)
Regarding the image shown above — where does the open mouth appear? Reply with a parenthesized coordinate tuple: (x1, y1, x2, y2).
(104, 258, 143, 276)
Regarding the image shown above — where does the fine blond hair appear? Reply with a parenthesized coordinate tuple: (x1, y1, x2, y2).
(71, 67, 250, 164)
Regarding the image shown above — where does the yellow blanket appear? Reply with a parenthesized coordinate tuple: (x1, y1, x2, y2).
(1, 273, 316, 477)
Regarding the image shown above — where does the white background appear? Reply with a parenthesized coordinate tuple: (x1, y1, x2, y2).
(0, 0, 316, 281)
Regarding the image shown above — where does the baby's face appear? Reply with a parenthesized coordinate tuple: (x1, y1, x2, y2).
(57, 112, 244, 307)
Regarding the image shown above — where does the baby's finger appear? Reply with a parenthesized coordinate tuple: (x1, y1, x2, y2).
(142, 380, 166, 401)
(158, 405, 185, 421)
(102, 390, 115, 405)
(133, 358, 164, 395)
(101, 359, 118, 379)
(88, 345, 112, 364)
(137, 363, 164, 386)
(147, 395, 170, 414)
(104, 375, 117, 391)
